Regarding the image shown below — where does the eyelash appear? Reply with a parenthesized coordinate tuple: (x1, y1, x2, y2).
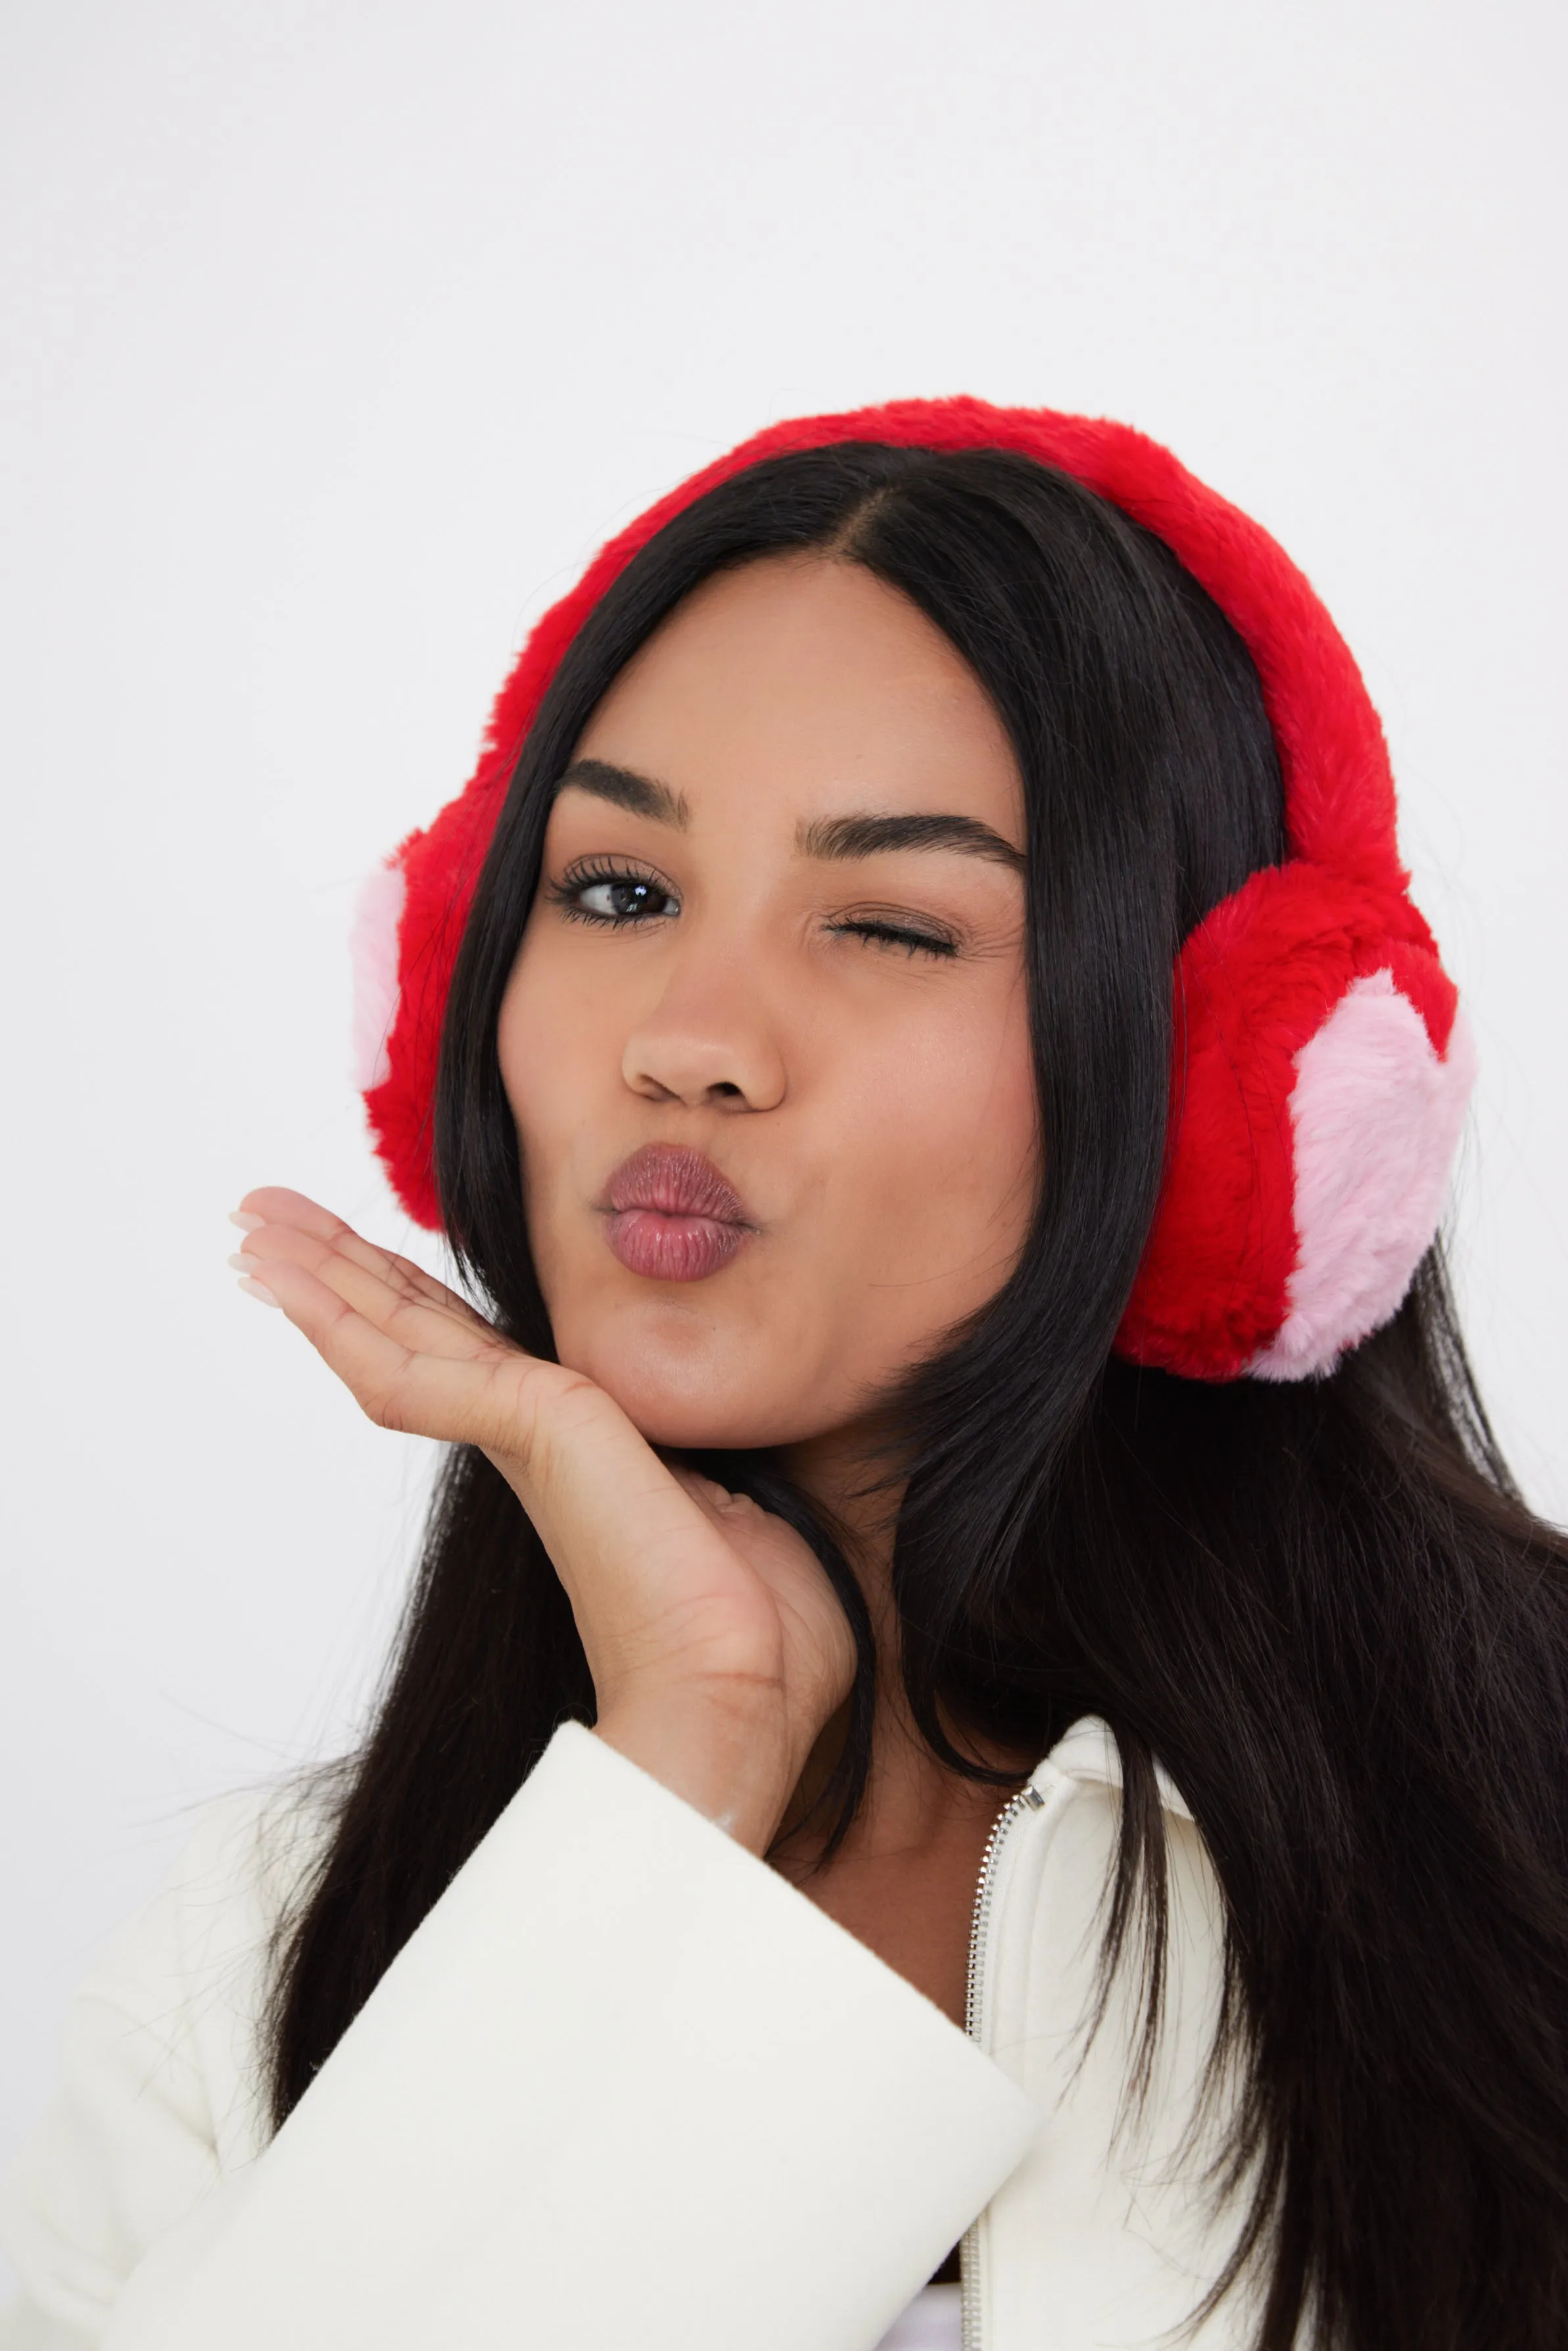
(545, 859, 681, 925)
(824, 914, 959, 959)
(546, 860, 959, 959)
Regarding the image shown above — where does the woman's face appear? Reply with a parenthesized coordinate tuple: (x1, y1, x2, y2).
(498, 553, 1037, 1452)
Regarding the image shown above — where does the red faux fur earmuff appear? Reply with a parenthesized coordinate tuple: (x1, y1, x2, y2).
(350, 397, 1474, 1384)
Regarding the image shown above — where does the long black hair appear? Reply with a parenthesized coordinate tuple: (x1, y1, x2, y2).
(266, 445, 1568, 2347)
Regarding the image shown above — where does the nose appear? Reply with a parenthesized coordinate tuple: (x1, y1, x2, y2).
(622, 960, 787, 1112)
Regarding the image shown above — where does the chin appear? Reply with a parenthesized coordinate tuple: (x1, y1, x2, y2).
(552, 1319, 819, 1455)
(584, 1363, 805, 1454)
(615, 1395, 776, 1452)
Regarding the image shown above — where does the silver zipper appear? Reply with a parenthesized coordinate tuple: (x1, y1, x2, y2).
(959, 1780, 1045, 2351)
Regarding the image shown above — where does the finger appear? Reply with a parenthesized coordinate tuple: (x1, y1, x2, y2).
(241, 1221, 481, 1328)
(669, 1466, 762, 1530)
(236, 1189, 487, 1324)
(240, 1249, 546, 1450)
(236, 1186, 353, 1238)
(234, 1222, 491, 1359)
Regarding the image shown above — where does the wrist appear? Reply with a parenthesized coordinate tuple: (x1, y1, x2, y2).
(594, 1687, 797, 1856)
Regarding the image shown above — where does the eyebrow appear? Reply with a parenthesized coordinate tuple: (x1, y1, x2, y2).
(556, 758, 690, 827)
(555, 758, 1024, 873)
(797, 810, 1026, 873)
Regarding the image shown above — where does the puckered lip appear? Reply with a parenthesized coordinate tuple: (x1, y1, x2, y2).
(601, 1142, 754, 1227)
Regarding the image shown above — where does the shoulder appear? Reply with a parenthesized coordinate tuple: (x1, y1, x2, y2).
(1000, 1715, 1225, 2068)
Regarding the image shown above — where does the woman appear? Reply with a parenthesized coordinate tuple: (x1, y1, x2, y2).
(3, 399, 1565, 2351)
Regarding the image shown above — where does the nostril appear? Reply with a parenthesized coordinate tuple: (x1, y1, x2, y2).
(711, 1081, 744, 1100)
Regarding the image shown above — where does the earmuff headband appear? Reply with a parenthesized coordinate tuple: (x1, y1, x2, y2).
(351, 398, 1473, 1382)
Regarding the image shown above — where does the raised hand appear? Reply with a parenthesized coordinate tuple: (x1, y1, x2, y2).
(228, 1189, 855, 1852)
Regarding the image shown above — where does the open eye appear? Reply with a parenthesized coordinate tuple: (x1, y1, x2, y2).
(547, 860, 680, 926)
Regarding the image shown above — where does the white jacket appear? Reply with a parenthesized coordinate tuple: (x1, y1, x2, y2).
(0, 1718, 1254, 2351)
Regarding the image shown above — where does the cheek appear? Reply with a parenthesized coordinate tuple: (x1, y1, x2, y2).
(835, 975, 1039, 1313)
(495, 942, 603, 1236)
(498, 948, 550, 1157)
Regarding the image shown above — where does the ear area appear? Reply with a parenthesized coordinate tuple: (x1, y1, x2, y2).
(1114, 865, 1470, 1383)
(350, 861, 408, 1095)
(360, 822, 456, 1234)
(1248, 981, 1475, 1380)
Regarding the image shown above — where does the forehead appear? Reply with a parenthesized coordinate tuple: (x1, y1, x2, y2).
(572, 553, 1024, 840)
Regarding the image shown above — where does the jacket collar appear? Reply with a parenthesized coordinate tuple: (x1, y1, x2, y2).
(1035, 1716, 1195, 1824)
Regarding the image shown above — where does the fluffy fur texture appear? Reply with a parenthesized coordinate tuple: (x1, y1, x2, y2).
(1114, 862, 1463, 1378)
(358, 397, 1473, 1381)
(350, 862, 408, 1096)
(1250, 985, 1477, 1380)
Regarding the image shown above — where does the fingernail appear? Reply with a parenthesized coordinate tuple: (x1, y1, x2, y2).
(229, 1211, 264, 1233)
(237, 1275, 280, 1309)
(226, 1251, 257, 1272)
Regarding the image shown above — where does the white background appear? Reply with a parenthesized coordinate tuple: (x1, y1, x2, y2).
(1, 0, 1563, 2196)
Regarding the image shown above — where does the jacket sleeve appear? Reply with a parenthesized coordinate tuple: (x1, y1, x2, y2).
(0, 1787, 283, 2351)
(1, 1724, 1039, 2351)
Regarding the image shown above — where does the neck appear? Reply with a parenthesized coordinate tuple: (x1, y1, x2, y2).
(779, 1422, 1031, 1866)
(783, 1418, 901, 1637)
